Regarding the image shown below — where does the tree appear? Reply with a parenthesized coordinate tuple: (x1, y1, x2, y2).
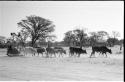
(108, 31, 120, 46)
(73, 29, 87, 48)
(63, 31, 76, 46)
(112, 31, 120, 39)
(17, 15, 55, 47)
(17, 29, 29, 47)
(9, 32, 19, 47)
(0, 36, 6, 44)
(46, 35, 56, 47)
(63, 28, 88, 48)
(89, 32, 99, 46)
(89, 31, 108, 46)
(107, 37, 119, 47)
(10, 32, 17, 41)
(119, 39, 124, 45)
(97, 31, 109, 40)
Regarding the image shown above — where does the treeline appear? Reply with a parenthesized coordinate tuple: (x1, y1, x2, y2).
(62, 29, 124, 48)
(0, 15, 124, 48)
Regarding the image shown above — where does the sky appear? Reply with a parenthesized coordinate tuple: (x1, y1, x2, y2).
(0, 1, 124, 41)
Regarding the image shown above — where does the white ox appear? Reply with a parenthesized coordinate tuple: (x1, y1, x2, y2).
(20, 47, 37, 56)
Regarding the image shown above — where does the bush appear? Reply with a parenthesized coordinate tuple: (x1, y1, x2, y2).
(0, 43, 7, 48)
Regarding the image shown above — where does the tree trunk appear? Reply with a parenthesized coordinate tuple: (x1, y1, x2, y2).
(80, 43, 82, 48)
(31, 38, 35, 47)
(80, 41, 82, 49)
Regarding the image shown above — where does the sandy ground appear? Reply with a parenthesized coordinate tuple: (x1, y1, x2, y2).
(0, 47, 124, 81)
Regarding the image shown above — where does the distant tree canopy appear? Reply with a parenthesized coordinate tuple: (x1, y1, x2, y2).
(0, 36, 6, 44)
(107, 38, 119, 47)
(63, 28, 88, 48)
(112, 31, 120, 39)
(63, 29, 123, 47)
(97, 31, 109, 40)
(17, 15, 55, 47)
(63, 30, 75, 46)
(106, 31, 121, 47)
(73, 29, 88, 48)
(88, 31, 109, 46)
(10, 31, 29, 47)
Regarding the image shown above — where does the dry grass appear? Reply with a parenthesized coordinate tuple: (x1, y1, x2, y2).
(0, 46, 124, 81)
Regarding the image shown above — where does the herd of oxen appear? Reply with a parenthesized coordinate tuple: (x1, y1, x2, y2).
(6, 45, 112, 58)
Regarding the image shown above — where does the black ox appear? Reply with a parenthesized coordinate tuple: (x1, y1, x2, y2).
(36, 47, 46, 57)
(46, 47, 56, 58)
(69, 47, 87, 57)
(90, 46, 112, 58)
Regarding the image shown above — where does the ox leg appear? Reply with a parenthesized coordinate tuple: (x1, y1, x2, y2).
(32, 53, 34, 56)
(101, 52, 105, 57)
(69, 52, 73, 57)
(57, 53, 59, 57)
(61, 53, 63, 57)
(49, 53, 51, 58)
(70, 52, 74, 57)
(49, 53, 52, 58)
(52, 53, 55, 58)
(69, 52, 71, 57)
(24, 52, 27, 56)
(26, 52, 27, 56)
(24, 53, 26, 56)
(105, 53, 107, 58)
(46, 52, 48, 58)
(72, 53, 75, 57)
(101, 52, 104, 57)
(99, 52, 101, 55)
(6, 52, 9, 56)
(41, 53, 43, 57)
(69, 53, 71, 57)
(90, 52, 95, 58)
(46, 53, 49, 57)
(89, 53, 93, 58)
(33, 53, 35, 56)
(60, 53, 63, 57)
(51, 54, 53, 58)
(54, 53, 56, 58)
(78, 53, 80, 57)
(70, 53, 73, 57)
(99, 52, 102, 57)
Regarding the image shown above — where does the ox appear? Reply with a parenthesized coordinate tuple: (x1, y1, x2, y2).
(6, 45, 20, 57)
(54, 47, 66, 57)
(22, 47, 37, 56)
(36, 47, 46, 57)
(69, 47, 87, 57)
(90, 46, 112, 58)
(46, 47, 56, 58)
